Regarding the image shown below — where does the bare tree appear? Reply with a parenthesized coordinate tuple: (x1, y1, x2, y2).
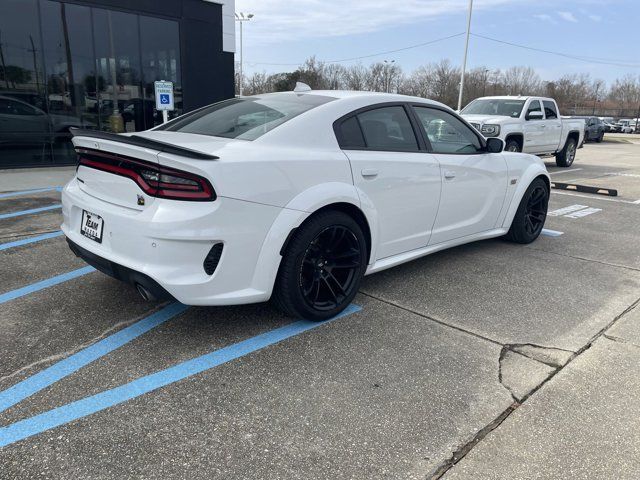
(344, 64, 368, 90)
(235, 56, 637, 117)
(502, 66, 542, 96)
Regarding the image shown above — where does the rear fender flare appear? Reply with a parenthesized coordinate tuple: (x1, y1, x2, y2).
(249, 182, 379, 297)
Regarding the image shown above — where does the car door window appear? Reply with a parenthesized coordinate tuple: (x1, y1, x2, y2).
(413, 107, 482, 154)
(526, 100, 542, 119)
(355, 106, 419, 151)
(543, 101, 558, 119)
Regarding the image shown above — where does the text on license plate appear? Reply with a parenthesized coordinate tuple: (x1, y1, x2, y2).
(81, 210, 104, 243)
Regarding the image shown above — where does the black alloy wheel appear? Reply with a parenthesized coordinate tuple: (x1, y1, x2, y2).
(523, 184, 548, 237)
(272, 210, 367, 321)
(505, 178, 549, 244)
(299, 226, 361, 312)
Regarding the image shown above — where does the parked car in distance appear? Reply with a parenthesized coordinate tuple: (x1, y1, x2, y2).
(602, 121, 616, 133)
(461, 96, 585, 167)
(571, 116, 605, 142)
(62, 88, 550, 321)
(617, 119, 636, 133)
(0, 95, 91, 147)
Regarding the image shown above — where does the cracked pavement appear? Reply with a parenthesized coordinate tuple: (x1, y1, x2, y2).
(0, 139, 639, 479)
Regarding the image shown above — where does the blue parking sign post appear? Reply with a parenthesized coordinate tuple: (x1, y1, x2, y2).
(154, 80, 174, 124)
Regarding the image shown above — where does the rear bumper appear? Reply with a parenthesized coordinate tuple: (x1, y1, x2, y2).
(67, 238, 174, 302)
(61, 178, 285, 305)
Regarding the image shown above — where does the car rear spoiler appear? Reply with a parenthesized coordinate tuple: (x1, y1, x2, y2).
(69, 128, 219, 160)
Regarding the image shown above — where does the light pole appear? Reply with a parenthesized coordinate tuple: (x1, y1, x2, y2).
(592, 83, 600, 115)
(457, 0, 473, 111)
(383, 60, 395, 93)
(482, 68, 490, 97)
(235, 12, 254, 97)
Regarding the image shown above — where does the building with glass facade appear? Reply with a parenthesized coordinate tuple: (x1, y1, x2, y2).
(0, 0, 235, 168)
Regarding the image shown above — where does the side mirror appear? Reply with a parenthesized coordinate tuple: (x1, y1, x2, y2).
(486, 137, 504, 153)
(526, 111, 544, 121)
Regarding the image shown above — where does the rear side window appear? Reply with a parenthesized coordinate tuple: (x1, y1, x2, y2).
(543, 101, 558, 119)
(358, 106, 419, 151)
(157, 94, 335, 141)
(335, 116, 366, 148)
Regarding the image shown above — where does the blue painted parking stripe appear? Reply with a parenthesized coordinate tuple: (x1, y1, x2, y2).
(0, 187, 61, 199)
(0, 302, 189, 414)
(0, 231, 64, 252)
(0, 204, 62, 220)
(0, 304, 362, 448)
(0, 266, 95, 305)
(541, 229, 564, 237)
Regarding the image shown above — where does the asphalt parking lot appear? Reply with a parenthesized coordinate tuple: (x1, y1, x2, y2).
(1, 137, 639, 479)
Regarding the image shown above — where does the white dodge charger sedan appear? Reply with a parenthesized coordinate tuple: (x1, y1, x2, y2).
(62, 87, 550, 320)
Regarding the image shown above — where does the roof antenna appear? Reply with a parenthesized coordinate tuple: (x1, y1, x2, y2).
(293, 82, 312, 93)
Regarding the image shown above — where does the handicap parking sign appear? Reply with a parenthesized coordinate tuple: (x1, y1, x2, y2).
(154, 81, 174, 111)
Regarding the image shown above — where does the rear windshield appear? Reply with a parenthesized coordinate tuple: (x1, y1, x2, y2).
(461, 99, 526, 118)
(156, 94, 335, 140)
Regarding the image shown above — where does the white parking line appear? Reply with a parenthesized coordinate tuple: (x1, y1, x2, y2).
(604, 173, 640, 178)
(547, 205, 588, 217)
(541, 229, 564, 237)
(564, 207, 602, 219)
(549, 168, 583, 175)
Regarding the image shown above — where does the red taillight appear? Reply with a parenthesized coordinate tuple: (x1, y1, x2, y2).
(76, 148, 216, 201)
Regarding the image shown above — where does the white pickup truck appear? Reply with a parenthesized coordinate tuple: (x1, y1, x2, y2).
(461, 96, 585, 167)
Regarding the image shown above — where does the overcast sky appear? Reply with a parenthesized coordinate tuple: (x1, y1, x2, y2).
(234, 0, 639, 84)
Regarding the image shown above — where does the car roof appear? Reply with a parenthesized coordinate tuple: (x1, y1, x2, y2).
(250, 90, 449, 109)
(472, 96, 555, 102)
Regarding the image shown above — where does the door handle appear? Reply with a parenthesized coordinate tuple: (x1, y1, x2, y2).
(361, 168, 379, 178)
(444, 170, 456, 180)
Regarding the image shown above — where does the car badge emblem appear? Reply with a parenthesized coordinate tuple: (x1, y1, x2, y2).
(137, 194, 145, 206)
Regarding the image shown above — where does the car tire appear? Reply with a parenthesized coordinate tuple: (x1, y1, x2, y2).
(505, 178, 549, 244)
(505, 139, 521, 152)
(596, 132, 604, 143)
(555, 137, 577, 167)
(272, 210, 367, 321)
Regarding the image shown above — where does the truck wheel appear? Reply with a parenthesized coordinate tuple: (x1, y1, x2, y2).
(505, 139, 521, 152)
(505, 178, 549, 244)
(555, 137, 577, 167)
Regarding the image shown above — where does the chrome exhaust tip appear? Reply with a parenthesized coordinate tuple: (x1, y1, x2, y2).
(135, 283, 156, 302)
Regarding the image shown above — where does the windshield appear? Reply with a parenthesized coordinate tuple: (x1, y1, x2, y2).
(461, 99, 526, 118)
(157, 94, 335, 140)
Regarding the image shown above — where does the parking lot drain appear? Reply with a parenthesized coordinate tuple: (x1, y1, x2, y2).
(0, 187, 62, 199)
(0, 204, 62, 220)
(0, 304, 361, 448)
(0, 303, 189, 414)
(0, 231, 63, 252)
(0, 266, 95, 305)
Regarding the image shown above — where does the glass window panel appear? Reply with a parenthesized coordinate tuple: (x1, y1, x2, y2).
(92, 8, 143, 133)
(140, 16, 182, 129)
(40, 0, 94, 164)
(0, 0, 52, 167)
